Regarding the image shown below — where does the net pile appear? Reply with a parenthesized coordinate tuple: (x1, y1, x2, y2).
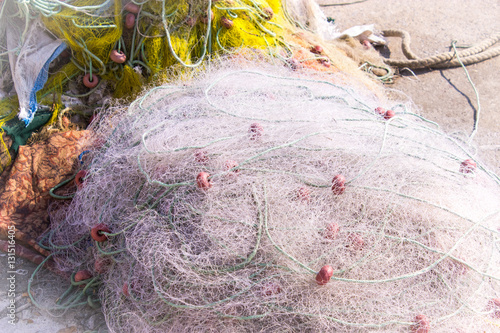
(43, 62, 500, 332)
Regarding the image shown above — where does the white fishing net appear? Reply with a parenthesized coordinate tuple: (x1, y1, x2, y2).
(46, 60, 500, 332)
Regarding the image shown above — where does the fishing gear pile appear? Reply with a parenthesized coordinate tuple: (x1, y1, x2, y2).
(41, 61, 500, 332)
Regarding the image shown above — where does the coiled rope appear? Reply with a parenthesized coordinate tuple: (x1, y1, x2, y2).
(382, 29, 500, 69)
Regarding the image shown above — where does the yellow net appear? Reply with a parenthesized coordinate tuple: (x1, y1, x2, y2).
(37, 0, 295, 100)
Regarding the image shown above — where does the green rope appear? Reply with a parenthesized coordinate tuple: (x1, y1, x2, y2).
(95, 240, 128, 255)
(28, 253, 89, 311)
(153, 254, 263, 309)
(161, 0, 211, 68)
(262, 183, 316, 274)
(49, 175, 76, 200)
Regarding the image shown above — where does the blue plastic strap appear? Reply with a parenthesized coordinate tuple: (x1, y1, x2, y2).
(23, 42, 67, 126)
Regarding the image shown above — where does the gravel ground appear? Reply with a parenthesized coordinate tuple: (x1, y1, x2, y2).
(1, 1, 499, 332)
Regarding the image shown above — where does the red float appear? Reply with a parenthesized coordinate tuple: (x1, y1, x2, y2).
(75, 170, 88, 189)
(124, 2, 140, 14)
(459, 159, 476, 174)
(110, 50, 127, 64)
(310, 45, 323, 54)
(91, 224, 111, 242)
(331, 174, 346, 195)
(221, 16, 234, 29)
(262, 7, 274, 20)
(412, 314, 430, 333)
(83, 73, 99, 89)
(315, 265, 334, 285)
(249, 123, 264, 140)
(74, 270, 92, 282)
(384, 110, 395, 120)
(319, 59, 331, 68)
(125, 13, 135, 29)
(196, 172, 211, 190)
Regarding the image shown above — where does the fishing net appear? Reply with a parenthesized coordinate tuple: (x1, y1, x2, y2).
(41, 60, 500, 332)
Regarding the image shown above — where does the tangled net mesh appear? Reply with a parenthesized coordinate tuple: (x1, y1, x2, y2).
(45, 61, 500, 332)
